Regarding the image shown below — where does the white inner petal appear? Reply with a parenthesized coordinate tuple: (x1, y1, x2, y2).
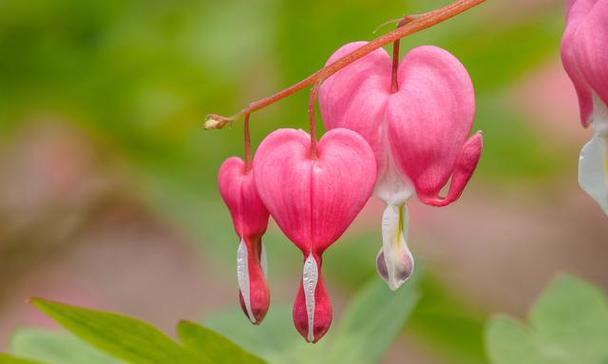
(591, 93, 608, 137)
(379, 203, 414, 290)
(302, 253, 319, 342)
(237, 240, 256, 323)
(579, 134, 608, 215)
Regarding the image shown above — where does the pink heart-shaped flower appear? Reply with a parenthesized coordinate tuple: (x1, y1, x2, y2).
(320, 42, 482, 290)
(218, 157, 271, 324)
(254, 128, 376, 342)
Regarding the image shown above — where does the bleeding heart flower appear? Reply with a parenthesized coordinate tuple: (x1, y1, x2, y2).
(253, 128, 376, 342)
(320, 42, 482, 290)
(561, 0, 608, 215)
(218, 157, 271, 324)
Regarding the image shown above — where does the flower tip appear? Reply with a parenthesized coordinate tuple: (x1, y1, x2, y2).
(376, 248, 414, 291)
(204, 114, 232, 130)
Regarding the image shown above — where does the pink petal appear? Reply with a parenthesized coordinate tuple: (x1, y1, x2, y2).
(561, 0, 601, 126)
(573, 0, 608, 110)
(218, 157, 271, 323)
(218, 157, 269, 237)
(386, 46, 477, 206)
(319, 41, 392, 174)
(419, 132, 483, 207)
(253, 128, 376, 254)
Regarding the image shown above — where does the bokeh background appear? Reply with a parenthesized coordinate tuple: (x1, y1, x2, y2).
(1, 0, 607, 363)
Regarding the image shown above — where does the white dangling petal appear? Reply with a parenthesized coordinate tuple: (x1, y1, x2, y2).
(376, 204, 414, 291)
(237, 240, 256, 323)
(302, 253, 319, 343)
(579, 134, 608, 215)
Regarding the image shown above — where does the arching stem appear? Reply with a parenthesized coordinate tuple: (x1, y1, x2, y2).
(308, 83, 321, 159)
(204, 0, 486, 130)
(243, 112, 252, 172)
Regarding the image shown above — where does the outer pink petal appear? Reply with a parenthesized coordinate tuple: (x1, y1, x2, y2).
(319, 41, 392, 174)
(561, 0, 600, 126)
(573, 0, 608, 110)
(386, 46, 477, 206)
(218, 157, 270, 237)
(253, 128, 376, 254)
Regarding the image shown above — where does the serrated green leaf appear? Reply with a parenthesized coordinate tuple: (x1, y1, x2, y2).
(486, 275, 608, 364)
(30, 298, 197, 364)
(10, 329, 118, 364)
(176, 320, 266, 364)
(0, 353, 44, 364)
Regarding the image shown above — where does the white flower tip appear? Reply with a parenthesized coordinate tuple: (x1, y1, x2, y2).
(376, 248, 414, 291)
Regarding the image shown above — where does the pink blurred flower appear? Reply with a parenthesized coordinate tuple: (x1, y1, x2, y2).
(218, 158, 271, 324)
(561, 0, 608, 214)
(320, 42, 482, 290)
(253, 128, 376, 342)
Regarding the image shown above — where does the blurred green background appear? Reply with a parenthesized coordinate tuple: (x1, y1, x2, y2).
(1, 0, 607, 363)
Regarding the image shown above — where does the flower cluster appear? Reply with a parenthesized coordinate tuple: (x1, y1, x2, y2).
(217, 40, 482, 342)
(561, 0, 608, 215)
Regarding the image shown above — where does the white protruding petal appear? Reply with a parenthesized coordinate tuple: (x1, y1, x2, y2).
(261, 242, 268, 278)
(374, 145, 415, 205)
(237, 240, 256, 323)
(376, 204, 415, 291)
(302, 253, 319, 343)
(579, 134, 608, 215)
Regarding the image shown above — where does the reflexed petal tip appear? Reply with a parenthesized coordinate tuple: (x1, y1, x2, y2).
(418, 132, 483, 207)
(578, 134, 608, 214)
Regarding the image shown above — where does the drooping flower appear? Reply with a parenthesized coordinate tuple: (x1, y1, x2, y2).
(561, 0, 608, 214)
(320, 42, 483, 290)
(218, 157, 271, 324)
(253, 128, 376, 343)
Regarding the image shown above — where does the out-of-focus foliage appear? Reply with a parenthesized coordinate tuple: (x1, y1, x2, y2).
(4, 299, 265, 364)
(486, 275, 608, 364)
(204, 274, 419, 364)
(11, 330, 118, 364)
(2, 276, 418, 364)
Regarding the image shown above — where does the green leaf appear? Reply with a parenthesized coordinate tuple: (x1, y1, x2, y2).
(0, 354, 44, 364)
(323, 274, 420, 364)
(408, 274, 489, 364)
(10, 329, 118, 364)
(486, 275, 608, 364)
(176, 320, 266, 364)
(30, 298, 196, 364)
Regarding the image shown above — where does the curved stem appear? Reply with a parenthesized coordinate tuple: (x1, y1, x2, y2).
(390, 38, 400, 93)
(308, 83, 320, 159)
(243, 112, 252, 172)
(204, 0, 486, 129)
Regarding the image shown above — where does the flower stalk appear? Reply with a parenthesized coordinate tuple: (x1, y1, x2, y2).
(203, 0, 486, 130)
